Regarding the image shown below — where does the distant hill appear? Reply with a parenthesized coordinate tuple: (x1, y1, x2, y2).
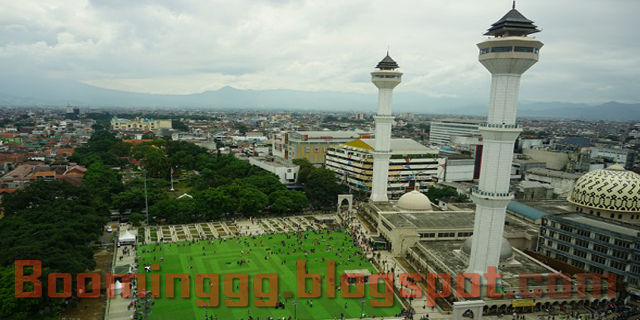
(0, 76, 638, 120)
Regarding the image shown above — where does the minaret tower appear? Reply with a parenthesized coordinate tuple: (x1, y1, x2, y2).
(370, 53, 402, 202)
(466, 2, 543, 276)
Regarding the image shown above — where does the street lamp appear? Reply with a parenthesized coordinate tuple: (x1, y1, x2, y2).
(360, 298, 366, 318)
(292, 300, 298, 320)
(142, 290, 154, 320)
(143, 169, 149, 226)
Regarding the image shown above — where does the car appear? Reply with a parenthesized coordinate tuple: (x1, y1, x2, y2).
(106, 226, 113, 232)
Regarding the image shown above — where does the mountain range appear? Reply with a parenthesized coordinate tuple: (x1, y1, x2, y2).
(0, 76, 638, 120)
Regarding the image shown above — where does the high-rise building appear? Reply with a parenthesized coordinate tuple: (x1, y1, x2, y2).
(429, 118, 482, 146)
(325, 138, 444, 199)
(370, 54, 402, 202)
(466, 3, 544, 276)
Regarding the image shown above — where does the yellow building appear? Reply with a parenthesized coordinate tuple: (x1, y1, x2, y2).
(272, 130, 371, 165)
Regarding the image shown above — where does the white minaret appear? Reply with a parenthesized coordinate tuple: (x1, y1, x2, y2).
(370, 53, 402, 202)
(466, 3, 543, 276)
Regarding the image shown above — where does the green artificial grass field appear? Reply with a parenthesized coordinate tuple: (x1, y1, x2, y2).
(137, 230, 402, 320)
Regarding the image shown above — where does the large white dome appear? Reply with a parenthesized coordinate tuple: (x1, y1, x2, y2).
(396, 190, 433, 211)
(568, 164, 640, 213)
(461, 236, 514, 262)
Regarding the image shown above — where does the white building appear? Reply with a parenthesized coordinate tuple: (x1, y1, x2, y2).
(248, 157, 299, 185)
(429, 118, 482, 146)
(325, 138, 444, 199)
(525, 167, 583, 198)
(589, 147, 636, 169)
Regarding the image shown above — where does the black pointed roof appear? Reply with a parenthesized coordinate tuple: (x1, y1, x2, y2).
(376, 54, 399, 70)
(484, 5, 540, 37)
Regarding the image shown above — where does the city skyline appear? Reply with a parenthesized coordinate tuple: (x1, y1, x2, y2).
(1, 0, 639, 105)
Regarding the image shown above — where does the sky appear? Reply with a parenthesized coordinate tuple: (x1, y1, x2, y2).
(1, 0, 640, 104)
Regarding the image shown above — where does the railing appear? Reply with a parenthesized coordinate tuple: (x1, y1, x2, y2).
(479, 123, 520, 129)
(472, 186, 514, 198)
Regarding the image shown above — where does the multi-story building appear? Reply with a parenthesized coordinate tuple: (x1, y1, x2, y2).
(272, 130, 371, 165)
(428, 118, 482, 146)
(589, 147, 636, 169)
(110, 117, 172, 133)
(538, 213, 640, 298)
(325, 138, 444, 199)
(248, 156, 299, 185)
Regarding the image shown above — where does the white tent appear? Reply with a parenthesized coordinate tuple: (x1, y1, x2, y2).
(119, 230, 136, 243)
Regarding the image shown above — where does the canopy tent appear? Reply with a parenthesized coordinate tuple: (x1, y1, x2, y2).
(119, 230, 136, 243)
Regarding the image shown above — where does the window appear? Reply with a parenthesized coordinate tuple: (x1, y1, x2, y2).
(437, 232, 456, 238)
(574, 249, 587, 259)
(576, 229, 591, 238)
(420, 233, 435, 238)
(556, 254, 568, 263)
(611, 214, 615, 218)
(559, 234, 572, 243)
(596, 234, 610, 243)
(576, 239, 590, 248)
(549, 231, 557, 239)
(381, 221, 393, 232)
(592, 255, 607, 265)
(590, 266, 604, 274)
(479, 48, 490, 55)
(618, 214, 622, 219)
(593, 244, 609, 254)
(612, 250, 628, 260)
(490, 46, 513, 53)
(557, 244, 570, 252)
(614, 239, 631, 249)
(572, 260, 585, 269)
(610, 261, 626, 271)
(560, 224, 574, 233)
(457, 232, 473, 237)
(514, 46, 535, 53)
(305, 147, 310, 153)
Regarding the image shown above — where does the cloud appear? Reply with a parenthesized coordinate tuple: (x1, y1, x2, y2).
(0, 0, 639, 104)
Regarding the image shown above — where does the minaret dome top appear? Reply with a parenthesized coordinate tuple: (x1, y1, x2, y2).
(484, 1, 540, 37)
(376, 52, 399, 70)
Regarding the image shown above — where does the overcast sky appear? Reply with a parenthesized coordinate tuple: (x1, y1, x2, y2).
(1, 0, 639, 104)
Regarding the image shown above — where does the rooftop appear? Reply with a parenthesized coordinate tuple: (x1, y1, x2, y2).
(484, 2, 540, 37)
(526, 167, 583, 179)
(549, 213, 640, 238)
(375, 53, 399, 70)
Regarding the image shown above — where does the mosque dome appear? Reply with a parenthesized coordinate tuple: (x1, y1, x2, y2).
(396, 190, 433, 211)
(462, 236, 514, 262)
(568, 164, 640, 213)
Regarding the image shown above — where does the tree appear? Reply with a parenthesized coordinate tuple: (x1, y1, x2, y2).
(293, 158, 315, 184)
(130, 213, 144, 226)
(83, 162, 124, 206)
(269, 190, 309, 214)
(242, 174, 286, 195)
(425, 186, 470, 203)
(150, 197, 199, 224)
(304, 168, 347, 209)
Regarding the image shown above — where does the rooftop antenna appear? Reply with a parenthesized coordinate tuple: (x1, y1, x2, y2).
(387, 45, 390, 56)
(512, 0, 516, 9)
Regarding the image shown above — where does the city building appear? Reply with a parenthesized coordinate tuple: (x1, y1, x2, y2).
(429, 118, 482, 146)
(567, 164, 640, 224)
(248, 156, 299, 185)
(271, 130, 371, 165)
(589, 147, 636, 169)
(525, 167, 583, 198)
(537, 213, 640, 298)
(325, 138, 444, 199)
(110, 117, 172, 133)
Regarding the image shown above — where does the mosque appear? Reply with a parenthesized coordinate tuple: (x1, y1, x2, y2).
(353, 2, 631, 317)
